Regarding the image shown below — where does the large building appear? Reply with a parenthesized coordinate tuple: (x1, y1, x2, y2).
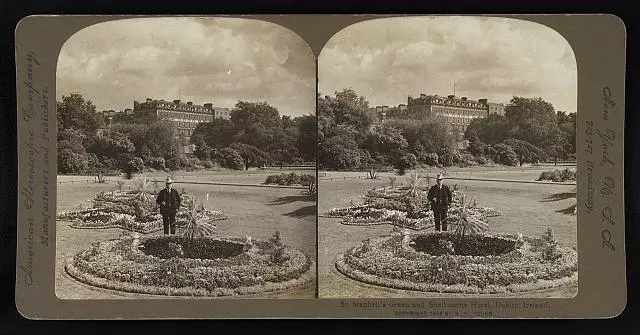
(371, 94, 506, 140)
(132, 98, 231, 138)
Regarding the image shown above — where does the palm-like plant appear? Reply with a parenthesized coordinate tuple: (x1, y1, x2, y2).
(450, 194, 489, 236)
(404, 171, 424, 198)
(134, 173, 154, 202)
(181, 194, 217, 239)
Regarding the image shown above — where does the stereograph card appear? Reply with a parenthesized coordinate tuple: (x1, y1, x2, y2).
(14, 14, 626, 319)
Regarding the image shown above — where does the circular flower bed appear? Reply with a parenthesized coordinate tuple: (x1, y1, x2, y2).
(336, 231, 577, 294)
(65, 235, 314, 297)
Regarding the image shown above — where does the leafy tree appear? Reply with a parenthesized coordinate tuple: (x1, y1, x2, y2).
(504, 97, 562, 148)
(229, 143, 271, 170)
(318, 134, 363, 170)
(295, 114, 317, 162)
(88, 130, 135, 166)
(57, 139, 89, 174)
(492, 143, 519, 166)
(464, 114, 511, 145)
(365, 124, 408, 163)
(216, 147, 245, 170)
(190, 119, 234, 149)
(56, 93, 100, 141)
(502, 138, 545, 166)
(386, 118, 454, 156)
(556, 111, 577, 155)
(468, 139, 488, 157)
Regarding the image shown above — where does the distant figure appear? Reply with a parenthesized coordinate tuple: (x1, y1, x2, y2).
(427, 174, 453, 232)
(156, 177, 181, 235)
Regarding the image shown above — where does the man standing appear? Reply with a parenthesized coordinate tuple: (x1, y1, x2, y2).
(427, 174, 453, 231)
(156, 177, 181, 235)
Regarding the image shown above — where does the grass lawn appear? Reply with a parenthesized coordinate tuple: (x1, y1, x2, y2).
(55, 171, 316, 299)
(318, 169, 578, 298)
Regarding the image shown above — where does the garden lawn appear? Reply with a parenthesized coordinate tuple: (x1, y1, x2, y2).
(56, 177, 316, 299)
(318, 170, 577, 298)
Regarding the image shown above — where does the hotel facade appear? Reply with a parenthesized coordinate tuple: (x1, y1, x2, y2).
(132, 98, 231, 138)
(369, 94, 506, 140)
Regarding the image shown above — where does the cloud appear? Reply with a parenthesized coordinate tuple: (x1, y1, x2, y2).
(319, 16, 577, 113)
(57, 17, 315, 116)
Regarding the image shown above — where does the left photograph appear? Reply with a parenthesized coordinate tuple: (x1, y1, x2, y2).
(54, 17, 317, 299)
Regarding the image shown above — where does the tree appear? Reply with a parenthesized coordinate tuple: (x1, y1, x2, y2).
(464, 114, 511, 145)
(57, 139, 89, 174)
(504, 97, 562, 148)
(364, 124, 408, 163)
(557, 111, 577, 155)
(190, 119, 234, 149)
(492, 143, 519, 166)
(215, 147, 245, 170)
(295, 114, 317, 162)
(386, 118, 454, 156)
(56, 93, 100, 141)
(317, 89, 371, 139)
(502, 138, 544, 166)
(88, 130, 135, 168)
(468, 139, 488, 157)
(229, 143, 271, 170)
(318, 134, 363, 170)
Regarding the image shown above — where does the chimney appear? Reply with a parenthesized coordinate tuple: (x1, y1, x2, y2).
(173, 99, 181, 104)
(448, 95, 455, 99)
(461, 97, 467, 101)
(187, 101, 193, 105)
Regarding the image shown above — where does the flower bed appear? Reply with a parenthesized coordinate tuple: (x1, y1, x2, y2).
(65, 234, 314, 297)
(335, 231, 578, 294)
(322, 186, 501, 230)
(57, 190, 228, 234)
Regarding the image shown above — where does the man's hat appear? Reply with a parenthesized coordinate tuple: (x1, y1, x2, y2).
(436, 174, 444, 180)
(166, 177, 173, 184)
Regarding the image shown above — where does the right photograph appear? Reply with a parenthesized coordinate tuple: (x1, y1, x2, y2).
(317, 16, 578, 298)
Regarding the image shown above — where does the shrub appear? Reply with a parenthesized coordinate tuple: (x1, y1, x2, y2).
(218, 148, 245, 170)
(395, 153, 418, 171)
(264, 173, 314, 186)
(146, 156, 166, 170)
(438, 150, 454, 167)
(124, 157, 145, 174)
(537, 168, 576, 182)
(492, 144, 518, 166)
(202, 160, 215, 169)
(475, 156, 488, 165)
(164, 150, 182, 170)
(188, 157, 201, 168)
(423, 152, 439, 166)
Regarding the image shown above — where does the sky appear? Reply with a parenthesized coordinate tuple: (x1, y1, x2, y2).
(57, 17, 315, 116)
(319, 16, 577, 113)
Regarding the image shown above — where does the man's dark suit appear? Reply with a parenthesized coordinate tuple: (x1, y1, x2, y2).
(427, 183, 453, 231)
(156, 187, 182, 235)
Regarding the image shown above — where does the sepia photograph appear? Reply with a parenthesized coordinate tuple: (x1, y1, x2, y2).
(54, 17, 317, 299)
(318, 16, 578, 298)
